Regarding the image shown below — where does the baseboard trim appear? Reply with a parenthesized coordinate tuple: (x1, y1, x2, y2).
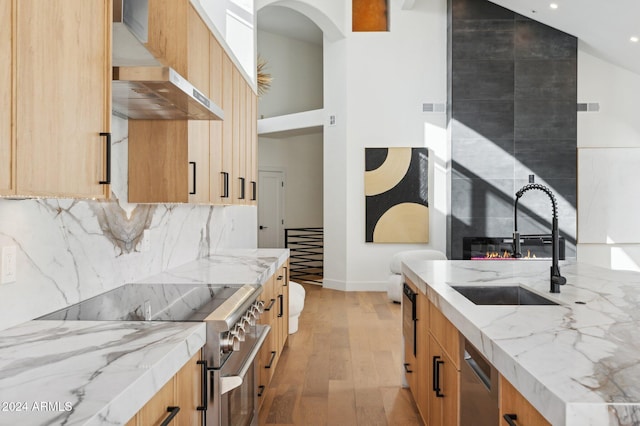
(321, 279, 388, 292)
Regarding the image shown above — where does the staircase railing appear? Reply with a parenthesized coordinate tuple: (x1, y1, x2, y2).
(285, 227, 323, 284)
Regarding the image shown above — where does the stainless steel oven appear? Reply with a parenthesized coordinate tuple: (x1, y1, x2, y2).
(212, 323, 269, 426)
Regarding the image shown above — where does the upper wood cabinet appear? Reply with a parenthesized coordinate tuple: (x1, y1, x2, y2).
(209, 35, 225, 204)
(128, 1, 258, 206)
(3, 0, 111, 199)
(0, 0, 13, 195)
(128, 2, 210, 204)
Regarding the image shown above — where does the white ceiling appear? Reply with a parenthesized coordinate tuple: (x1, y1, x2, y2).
(488, 0, 640, 76)
(256, 0, 640, 75)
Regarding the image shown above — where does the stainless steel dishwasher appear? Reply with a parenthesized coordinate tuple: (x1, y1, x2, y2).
(459, 338, 499, 425)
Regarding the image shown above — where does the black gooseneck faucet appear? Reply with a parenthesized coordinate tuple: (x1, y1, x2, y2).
(513, 183, 567, 293)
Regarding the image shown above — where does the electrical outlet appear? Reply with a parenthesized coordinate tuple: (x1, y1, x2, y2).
(1, 246, 17, 284)
(142, 230, 151, 252)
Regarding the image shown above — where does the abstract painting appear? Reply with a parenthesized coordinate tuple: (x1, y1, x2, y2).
(365, 147, 429, 243)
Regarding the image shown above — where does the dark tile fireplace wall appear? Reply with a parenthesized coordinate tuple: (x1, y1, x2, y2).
(447, 0, 577, 259)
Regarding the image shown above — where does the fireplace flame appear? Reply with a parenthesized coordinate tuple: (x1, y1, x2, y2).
(483, 249, 537, 259)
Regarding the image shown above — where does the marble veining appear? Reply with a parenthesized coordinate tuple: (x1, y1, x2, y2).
(0, 320, 205, 425)
(0, 114, 257, 331)
(136, 249, 290, 286)
(0, 250, 287, 425)
(402, 259, 640, 425)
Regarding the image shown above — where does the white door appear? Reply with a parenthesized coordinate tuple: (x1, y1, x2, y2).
(258, 170, 285, 248)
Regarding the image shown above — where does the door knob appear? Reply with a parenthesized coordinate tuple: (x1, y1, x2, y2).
(259, 225, 269, 230)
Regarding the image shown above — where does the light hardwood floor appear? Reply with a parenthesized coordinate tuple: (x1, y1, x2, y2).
(259, 283, 424, 426)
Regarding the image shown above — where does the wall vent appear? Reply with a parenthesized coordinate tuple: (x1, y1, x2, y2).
(423, 103, 445, 113)
(577, 102, 600, 112)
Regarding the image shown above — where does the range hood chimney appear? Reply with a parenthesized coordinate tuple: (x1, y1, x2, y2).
(112, 0, 223, 120)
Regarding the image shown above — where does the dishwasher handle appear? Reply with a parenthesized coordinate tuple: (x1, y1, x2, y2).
(464, 350, 492, 390)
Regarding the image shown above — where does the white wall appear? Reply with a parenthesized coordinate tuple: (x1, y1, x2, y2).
(577, 44, 640, 271)
(256, 24, 324, 238)
(259, 132, 324, 228)
(336, 0, 448, 291)
(257, 0, 449, 291)
(257, 29, 323, 117)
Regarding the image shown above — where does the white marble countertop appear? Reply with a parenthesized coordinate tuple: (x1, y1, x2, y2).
(0, 320, 205, 425)
(136, 249, 289, 286)
(402, 259, 640, 426)
(0, 249, 288, 425)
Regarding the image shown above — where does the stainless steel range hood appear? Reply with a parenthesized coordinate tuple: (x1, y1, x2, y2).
(112, 0, 223, 120)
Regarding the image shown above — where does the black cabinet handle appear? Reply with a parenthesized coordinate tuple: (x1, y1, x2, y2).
(265, 351, 277, 369)
(251, 181, 257, 200)
(99, 132, 111, 185)
(221, 172, 229, 198)
(283, 267, 288, 285)
(403, 363, 413, 373)
(160, 406, 180, 426)
(196, 360, 207, 411)
(433, 356, 444, 397)
(277, 294, 283, 318)
(277, 275, 284, 281)
(257, 385, 266, 397)
(189, 162, 196, 195)
(264, 298, 276, 312)
(503, 414, 519, 426)
(239, 177, 246, 199)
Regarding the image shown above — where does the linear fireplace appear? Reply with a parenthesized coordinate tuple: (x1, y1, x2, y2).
(462, 235, 565, 260)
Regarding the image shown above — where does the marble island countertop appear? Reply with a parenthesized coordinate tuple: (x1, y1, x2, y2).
(0, 249, 289, 425)
(402, 259, 640, 426)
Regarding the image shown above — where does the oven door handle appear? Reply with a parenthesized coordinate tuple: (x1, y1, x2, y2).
(219, 324, 271, 395)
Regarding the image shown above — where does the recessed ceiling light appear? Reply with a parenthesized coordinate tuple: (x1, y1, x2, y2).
(631, 36, 639, 43)
(550, 3, 559, 9)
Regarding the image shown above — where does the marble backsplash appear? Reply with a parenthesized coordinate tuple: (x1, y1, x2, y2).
(0, 115, 257, 331)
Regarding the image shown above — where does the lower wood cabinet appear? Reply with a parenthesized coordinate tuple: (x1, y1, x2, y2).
(500, 375, 551, 426)
(406, 281, 552, 426)
(428, 334, 460, 426)
(405, 278, 460, 426)
(126, 350, 203, 426)
(256, 260, 289, 409)
(415, 291, 430, 420)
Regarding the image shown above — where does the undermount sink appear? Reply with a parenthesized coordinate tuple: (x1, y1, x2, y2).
(451, 285, 559, 306)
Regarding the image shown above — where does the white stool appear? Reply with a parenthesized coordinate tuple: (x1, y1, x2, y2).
(289, 281, 306, 334)
(387, 249, 447, 302)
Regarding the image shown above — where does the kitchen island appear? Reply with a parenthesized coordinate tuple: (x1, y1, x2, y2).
(403, 259, 640, 426)
(0, 249, 288, 425)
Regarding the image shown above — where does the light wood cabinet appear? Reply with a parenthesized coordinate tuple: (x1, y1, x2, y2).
(405, 278, 460, 426)
(415, 290, 430, 421)
(128, 0, 257, 206)
(128, 2, 211, 204)
(126, 350, 203, 426)
(428, 334, 460, 426)
(5, 0, 111, 199)
(411, 282, 553, 426)
(256, 260, 290, 409)
(500, 375, 551, 426)
(209, 35, 225, 204)
(0, 0, 13, 195)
